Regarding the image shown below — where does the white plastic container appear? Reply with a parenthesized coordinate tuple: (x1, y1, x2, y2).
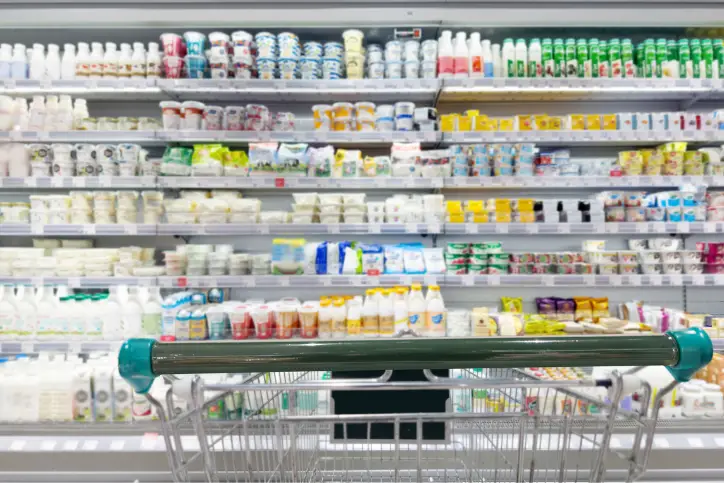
(45, 44, 61, 81)
(75, 42, 90, 78)
(89, 42, 104, 79)
(468, 32, 483, 77)
(61, 44, 75, 80)
(502, 39, 515, 78)
(102, 42, 119, 78)
(453, 32, 468, 78)
(407, 284, 425, 336)
(437, 31, 453, 78)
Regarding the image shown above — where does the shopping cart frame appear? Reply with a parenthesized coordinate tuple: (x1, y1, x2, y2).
(120, 329, 713, 483)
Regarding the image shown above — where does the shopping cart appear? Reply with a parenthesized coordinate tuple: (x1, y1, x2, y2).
(119, 329, 713, 483)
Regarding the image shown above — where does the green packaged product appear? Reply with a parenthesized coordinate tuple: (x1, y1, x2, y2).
(589, 39, 600, 78)
(691, 39, 702, 79)
(191, 144, 227, 176)
(446, 243, 470, 255)
(643, 39, 656, 78)
(621, 39, 634, 78)
(702, 39, 714, 79)
(160, 146, 193, 176)
(679, 40, 692, 79)
(468, 264, 487, 275)
(576, 39, 589, 78)
(469, 254, 489, 264)
(565, 39, 577, 77)
(223, 150, 249, 176)
(599, 40, 609, 78)
(553, 39, 565, 78)
(488, 253, 511, 264)
(542, 39, 554, 77)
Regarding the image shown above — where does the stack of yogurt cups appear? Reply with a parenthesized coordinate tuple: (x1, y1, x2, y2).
(367, 45, 384, 79)
(208, 32, 231, 79)
(255, 32, 278, 80)
(385, 41, 403, 79)
(402, 41, 420, 79)
(343, 29, 365, 80)
(277, 32, 301, 80)
(322, 42, 344, 80)
(300, 42, 323, 80)
(420, 40, 438, 79)
(231, 31, 254, 79)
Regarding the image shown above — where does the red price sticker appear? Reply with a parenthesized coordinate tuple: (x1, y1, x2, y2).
(177, 277, 188, 288)
(275, 178, 285, 188)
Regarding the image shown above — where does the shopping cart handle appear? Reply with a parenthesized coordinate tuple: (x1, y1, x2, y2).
(118, 329, 713, 394)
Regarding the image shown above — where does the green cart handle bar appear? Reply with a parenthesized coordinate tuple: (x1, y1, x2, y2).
(119, 328, 713, 394)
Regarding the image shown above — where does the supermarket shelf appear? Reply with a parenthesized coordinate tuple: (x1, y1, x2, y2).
(0, 130, 162, 144)
(158, 79, 440, 103)
(444, 274, 721, 287)
(2, 222, 722, 237)
(158, 176, 444, 189)
(444, 175, 724, 189)
(0, 340, 122, 354)
(0, 224, 155, 236)
(444, 222, 724, 235)
(157, 223, 442, 236)
(0, 79, 163, 100)
(440, 77, 718, 102)
(0, 177, 156, 189)
(0, 276, 157, 288)
(157, 130, 441, 146)
(156, 274, 438, 288)
(442, 130, 723, 146)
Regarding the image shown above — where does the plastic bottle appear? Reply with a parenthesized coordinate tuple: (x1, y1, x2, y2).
(378, 289, 394, 337)
(87, 294, 105, 339)
(589, 39, 600, 78)
(75, 42, 90, 78)
(468, 32, 483, 77)
(541, 38, 554, 77)
(598, 40, 610, 78)
(492, 43, 502, 78)
(28, 44, 45, 80)
(0, 286, 16, 339)
(35, 286, 57, 340)
(667, 40, 680, 79)
(10, 44, 27, 79)
(577, 39, 590, 78)
(72, 98, 89, 130)
(361, 289, 379, 337)
(0, 44, 11, 79)
(425, 288, 446, 336)
(117, 43, 133, 78)
(564, 38, 577, 78)
(481, 39, 493, 77)
(391, 290, 407, 336)
(552, 39, 565, 78)
(146, 42, 162, 78)
(44, 95, 58, 131)
(437, 30, 454, 78)
(14, 286, 37, 340)
(28, 95, 45, 131)
(88, 42, 103, 79)
(122, 286, 143, 338)
(702, 38, 714, 79)
(407, 284, 426, 336)
(331, 298, 346, 338)
(57, 95, 73, 130)
(502, 38, 515, 78)
(643, 39, 656, 79)
(528, 38, 542, 78)
(45, 44, 61, 81)
(14, 358, 39, 422)
(346, 299, 361, 337)
(72, 362, 93, 422)
(453, 32, 469, 78)
(60, 43, 76, 80)
(514, 39, 528, 78)
(131, 42, 146, 78)
(102, 42, 118, 79)
(69, 294, 88, 339)
(142, 287, 162, 337)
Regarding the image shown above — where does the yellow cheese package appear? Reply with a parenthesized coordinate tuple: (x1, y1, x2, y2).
(573, 296, 594, 322)
(569, 114, 586, 130)
(498, 117, 515, 131)
(440, 114, 457, 132)
(592, 297, 610, 322)
(458, 115, 473, 132)
(472, 307, 498, 336)
(517, 115, 533, 131)
(602, 114, 618, 130)
(446, 201, 463, 213)
(501, 296, 523, 313)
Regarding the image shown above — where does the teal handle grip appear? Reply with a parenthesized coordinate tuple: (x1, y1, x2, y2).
(666, 327, 713, 382)
(118, 338, 156, 394)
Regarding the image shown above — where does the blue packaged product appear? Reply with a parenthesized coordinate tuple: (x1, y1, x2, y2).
(402, 243, 426, 274)
(384, 244, 405, 274)
(360, 244, 384, 275)
(315, 241, 328, 275)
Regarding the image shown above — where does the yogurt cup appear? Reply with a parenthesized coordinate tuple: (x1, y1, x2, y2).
(385, 41, 403, 60)
(160, 33, 185, 57)
(663, 263, 683, 274)
(257, 58, 276, 80)
(404, 60, 420, 79)
(181, 101, 205, 130)
(160, 101, 182, 130)
(324, 42, 344, 58)
(304, 42, 323, 58)
(185, 55, 207, 79)
(209, 56, 229, 79)
(368, 49, 383, 64)
(208, 32, 230, 56)
(232, 60, 253, 79)
(322, 58, 343, 79)
(162, 55, 185, 79)
(224, 106, 245, 131)
(183, 31, 206, 56)
(385, 61, 403, 79)
(684, 263, 704, 274)
(368, 62, 384, 79)
(202, 106, 224, 131)
(278, 59, 298, 80)
(343, 29, 364, 53)
(421, 40, 438, 61)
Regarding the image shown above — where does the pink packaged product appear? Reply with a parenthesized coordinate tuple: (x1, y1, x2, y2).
(705, 263, 724, 274)
(707, 206, 724, 222)
(706, 253, 724, 264)
(706, 243, 724, 257)
(245, 104, 271, 131)
(161, 33, 186, 57)
(163, 56, 185, 79)
(706, 192, 724, 207)
(696, 242, 709, 252)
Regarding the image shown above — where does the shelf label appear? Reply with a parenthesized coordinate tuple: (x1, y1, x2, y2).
(274, 178, 285, 188)
(124, 224, 138, 235)
(461, 275, 475, 286)
(9, 440, 26, 451)
(110, 440, 126, 451)
(63, 440, 80, 451)
(692, 275, 706, 286)
(82, 224, 96, 235)
(404, 223, 417, 233)
(82, 440, 99, 451)
(176, 277, 188, 288)
(465, 224, 478, 234)
(40, 441, 57, 451)
(327, 224, 340, 235)
(369, 224, 381, 234)
(488, 275, 500, 286)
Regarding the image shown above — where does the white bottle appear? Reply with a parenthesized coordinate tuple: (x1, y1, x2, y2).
(407, 284, 426, 336)
(72, 98, 89, 130)
(142, 287, 162, 337)
(468, 32, 483, 77)
(492, 43, 502, 78)
(10, 44, 27, 79)
(361, 289, 379, 338)
(451, 369, 472, 413)
(346, 299, 361, 337)
(502, 39, 515, 78)
(481, 40, 493, 78)
(75, 42, 90, 78)
(146, 42, 162, 78)
(528, 38, 542, 78)
(131, 43, 146, 79)
(45, 44, 61, 81)
(515, 38, 528, 78)
(72, 363, 94, 422)
(13, 359, 39, 422)
(12, 98, 28, 130)
(60, 44, 76, 80)
(437, 30, 454, 78)
(118, 43, 132, 78)
(104, 287, 123, 340)
(86, 294, 103, 339)
(0, 286, 17, 339)
(112, 368, 133, 422)
(102, 42, 118, 79)
(89, 42, 103, 79)
(393, 294, 408, 336)
(44, 95, 58, 131)
(27, 95, 45, 131)
(425, 288, 446, 336)
(67, 294, 85, 338)
(375, 289, 393, 338)
(57, 95, 73, 130)
(453, 32, 469, 78)
(0, 44, 11, 79)
(13, 285, 37, 340)
(29, 44, 45, 80)
(54, 291, 69, 338)
(35, 286, 57, 340)
(122, 286, 143, 338)
(40, 359, 73, 421)
(93, 361, 113, 422)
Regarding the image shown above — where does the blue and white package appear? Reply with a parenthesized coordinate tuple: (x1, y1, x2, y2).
(384, 245, 405, 274)
(360, 244, 384, 275)
(315, 242, 328, 275)
(402, 243, 426, 274)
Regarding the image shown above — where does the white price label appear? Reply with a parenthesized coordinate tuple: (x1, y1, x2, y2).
(649, 275, 663, 286)
(68, 277, 81, 288)
(668, 274, 683, 285)
(50, 177, 64, 187)
(321, 277, 332, 286)
(405, 223, 417, 233)
(610, 438, 621, 449)
(715, 438, 724, 448)
(278, 277, 290, 287)
(609, 275, 622, 286)
(607, 223, 619, 234)
(559, 224, 570, 234)
(401, 276, 413, 285)
(525, 224, 538, 234)
(687, 437, 704, 448)
(654, 437, 670, 448)
(462, 275, 475, 286)
(40, 441, 57, 451)
(653, 222, 666, 233)
(71, 177, 85, 187)
(427, 223, 441, 234)
(369, 224, 381, 234)
(327, 224, 340, 235)
(24, 177, 37, 188)
(124, 224, 138, 235)
(21, 342, 33, 353)
(9, 440, 26, 451)
(692, 275, 706, 286)
(488, 275, 500, 286)
(31, 224, 44, 235)
(82, 440, 99, 451)
(140, 438, 157, 451)
(98, 176, 112, 188)
(678, 222, 690, 233)
(82, 224, 96, 235)
(63, 440, 80, 451)
(258, 225, 269, 235)
(705, 222, 717, 233)
(498, 224, 509, 234)
(424, 276, 437, 286)
(585, 275, 596, 286)
(543, 276, 554, 286)
(110, 440, 126, 451)
(465, 224, 478, 234)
